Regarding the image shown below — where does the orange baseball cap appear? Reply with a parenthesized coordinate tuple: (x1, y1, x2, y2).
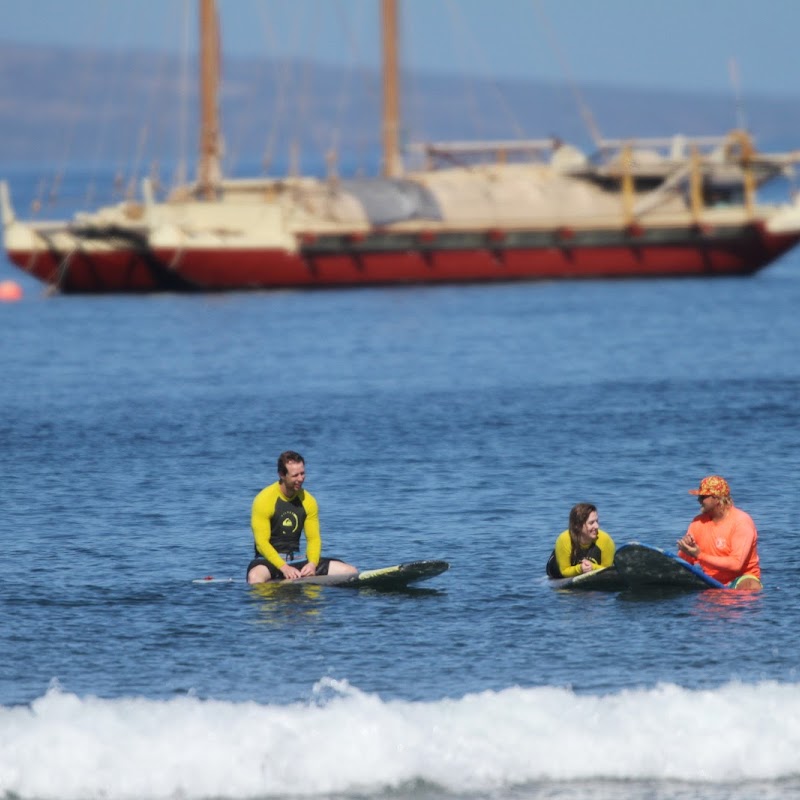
(688, 475, 730, 497)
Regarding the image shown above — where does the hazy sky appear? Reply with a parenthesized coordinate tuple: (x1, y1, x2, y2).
(1, 0, 798, 97)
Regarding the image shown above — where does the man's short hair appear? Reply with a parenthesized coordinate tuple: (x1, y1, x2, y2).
(277, 450, 304, 476)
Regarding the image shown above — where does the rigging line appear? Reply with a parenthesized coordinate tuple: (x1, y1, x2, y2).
(441, 0, 527, 142)
(296, 9, 328, 170)
(255, 5, 294, 175)
(123, 5, 187, 200)
(327, 1, 355, 166)
(256, 2, 314, 175)
(530, 0, 603, 148)
(252, 4, 302, 173)
(328, 0, 376, 174)
(728, 57, 748, 133)
(331, 2, 383, 175)
(85, 39, 130, 207)
(87, 3, 174, 206)
(209, 5, 253, 177)
(171, 0, 193, 190)
(23, 48, 52, 219)
(37, 227, 77, 292)
(42, 0, 112, 214)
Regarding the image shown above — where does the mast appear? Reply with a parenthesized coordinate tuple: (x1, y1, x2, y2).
(381, 0, 403, 177)
(198, 0, 222, 198)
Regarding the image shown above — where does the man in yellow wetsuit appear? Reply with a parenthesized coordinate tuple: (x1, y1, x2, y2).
(246, 451, 358, 584)
(546, 502, 616, 579)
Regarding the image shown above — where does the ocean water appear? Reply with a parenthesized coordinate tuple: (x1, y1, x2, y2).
(2, 181, 800, 800)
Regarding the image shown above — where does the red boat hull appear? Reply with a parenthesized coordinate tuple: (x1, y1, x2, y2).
(8, 222, 799, 293)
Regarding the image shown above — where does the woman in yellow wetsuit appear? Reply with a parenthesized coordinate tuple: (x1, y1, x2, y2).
(546, 502, 616, 579)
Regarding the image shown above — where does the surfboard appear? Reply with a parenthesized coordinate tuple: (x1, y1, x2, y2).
(614, 542, 728, 590)
(297, 559, 450, 589)
(193, 560, 449, 590)
(548, 565, 629, 591)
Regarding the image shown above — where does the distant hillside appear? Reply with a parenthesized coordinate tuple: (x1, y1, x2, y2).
(1, 41, 799, 171)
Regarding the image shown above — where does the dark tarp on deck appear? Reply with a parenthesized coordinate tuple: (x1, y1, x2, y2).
(341, 178, 443, 226)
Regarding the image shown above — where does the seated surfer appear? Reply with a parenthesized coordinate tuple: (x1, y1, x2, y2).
(546, 502, 615, 579)
(676, 475, 762, 590)
(246, 450, 358, 584)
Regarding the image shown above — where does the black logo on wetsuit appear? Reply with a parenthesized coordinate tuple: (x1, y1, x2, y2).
(572, 543, 602, 566)
(269, 494, 306, 554)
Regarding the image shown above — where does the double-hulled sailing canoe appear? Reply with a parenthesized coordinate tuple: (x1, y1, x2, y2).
(3, 1, 800, 294)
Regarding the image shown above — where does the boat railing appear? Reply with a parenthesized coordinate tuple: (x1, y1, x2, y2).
(595, 134, 731, 162)
(408, 138, 565, 169)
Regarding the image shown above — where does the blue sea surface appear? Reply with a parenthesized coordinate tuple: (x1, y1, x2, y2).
(2, 189, 800, 799)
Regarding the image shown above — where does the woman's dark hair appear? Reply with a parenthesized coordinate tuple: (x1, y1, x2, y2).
(568, 502, 597, 554)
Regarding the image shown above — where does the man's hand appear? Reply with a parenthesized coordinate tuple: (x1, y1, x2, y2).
(676, 533, 699, 557)
(280, 561, 318, 580)
(280, 564, 302, 580)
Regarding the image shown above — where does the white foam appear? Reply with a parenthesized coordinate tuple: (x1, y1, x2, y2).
(2, 678, 799, 799)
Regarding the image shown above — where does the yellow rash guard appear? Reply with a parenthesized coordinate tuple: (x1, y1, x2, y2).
(552, 529, 616, 578)
(251, 481, 322, 569)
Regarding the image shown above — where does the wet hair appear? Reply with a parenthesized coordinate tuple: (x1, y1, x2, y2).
(277, 450, 304, 477)
(715, 494, 733, 510)
(568, 503, 598, 553)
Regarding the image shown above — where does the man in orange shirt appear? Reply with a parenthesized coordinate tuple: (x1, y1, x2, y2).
(676, 475, 762, 590)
